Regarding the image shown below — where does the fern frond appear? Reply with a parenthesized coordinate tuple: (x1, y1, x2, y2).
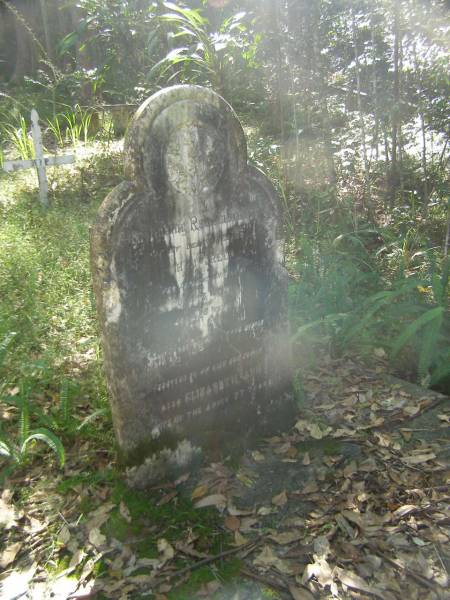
(391, 306, 444, 358)
(21, 428, 65, 467)
(0, 435, 19, 462)
(77, 408, 107, 431)
(59, 379, 71, 424)
(418, 313, 443, 384)
(0, 332, 16, 367)
(292, 313, 347, 341)
(429, 351, 450, 386)
(0, 439, 13, 458)
(19, 403, 30, 447)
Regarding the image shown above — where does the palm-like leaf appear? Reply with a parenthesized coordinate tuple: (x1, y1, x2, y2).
(391, 306, 444, 358)
(21, 428, 65, 467)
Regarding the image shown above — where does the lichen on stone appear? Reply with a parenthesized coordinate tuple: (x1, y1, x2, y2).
(125, 439, 201, 489)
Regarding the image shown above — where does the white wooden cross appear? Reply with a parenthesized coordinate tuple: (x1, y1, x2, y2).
(2, 109, 75, 207)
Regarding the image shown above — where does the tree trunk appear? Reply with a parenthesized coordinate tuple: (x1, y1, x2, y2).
(10, 5, 32, 81)
(371, 24, 379, 163)
(38, 0, 52, 61)
(389, 2, 401, 201)
(352, 11, 371, 215)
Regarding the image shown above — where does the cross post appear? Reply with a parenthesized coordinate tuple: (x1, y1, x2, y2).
(2, 109, 75, 207)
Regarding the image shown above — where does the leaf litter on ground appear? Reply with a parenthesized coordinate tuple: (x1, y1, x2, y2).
(1, 352, 449, 598)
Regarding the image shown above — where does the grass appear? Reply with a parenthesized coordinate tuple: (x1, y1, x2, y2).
(0, 149, 123, 401)
(0, 148, 123, 486)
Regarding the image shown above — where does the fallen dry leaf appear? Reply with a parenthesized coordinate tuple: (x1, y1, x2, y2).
(157, 491, 177, 506)
(197, 580, 221, 596)
(338, 568, 385, 599)
(272, 490, 288, 507)
(0, 541, 22, 568)
(269, 530, 303, 545)
(158, 538, 175, 563)
(227, 502, 253, 516)
(0, 562, 37, 599)
(240, 517, 258, 531)
(313, 535, 331, 558)
(234, 531, 248, 546)
(194, 494, 227, 510)
(403, 405, 420, 416)
(224, 515, 240, 531)
(175, 542, 208, 559)
(289, 584, 316, 600)
(174, 472, 190, 486)
(0, 491, 22, 530)
(88, 527, 106, 547)
(374, 347, 386, 358)
(57, 524, 71, 545)
(69, 549, 86, 569)
(287, 446, 298, 458)
(308, 423, 332, 440)
(85, 502, 115, 530)
(119, 501, 132, 523)
(191, 484, 209, 500)
(302, 452, 311, 465)
(392, 504, 418, 518)
(252, 450, 265, 462)
(302, 556, 333, 588)
(402, 452, 436, 465)
(253, 545, 294, 574)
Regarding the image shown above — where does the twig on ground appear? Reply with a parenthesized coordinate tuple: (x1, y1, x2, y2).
(240, 566, 290, 594)
(159, 537, 263, 583)
(371, 546, 446, 591)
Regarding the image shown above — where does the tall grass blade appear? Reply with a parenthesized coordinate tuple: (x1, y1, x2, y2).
(391, 306, 444, 358)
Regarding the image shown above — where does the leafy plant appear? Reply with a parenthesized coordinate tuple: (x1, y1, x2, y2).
(1, 115, 35, 160)
(47, 114, 65, 148)
(151, 2, 254, 100)
(0, 331, 16, 370)
(342, 258, 450, 386)
(62, 105, 94, 147)
(0, 386, 65, 474)
(36, 378, 76, 434)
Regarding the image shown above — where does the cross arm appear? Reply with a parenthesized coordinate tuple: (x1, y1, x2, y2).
(3, 154, 75, 173)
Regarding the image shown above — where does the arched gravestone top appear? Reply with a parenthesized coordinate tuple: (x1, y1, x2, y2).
(91, 85, 295, 485)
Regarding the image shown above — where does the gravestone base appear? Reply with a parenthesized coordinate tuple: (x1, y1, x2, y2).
(124, 386, 296, 489)
(125, 439, 202, 489)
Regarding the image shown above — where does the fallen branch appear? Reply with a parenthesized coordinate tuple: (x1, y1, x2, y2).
(240, 566, 289, 594)
(371, 546, 446, 591)
(159, 537, 263, 583)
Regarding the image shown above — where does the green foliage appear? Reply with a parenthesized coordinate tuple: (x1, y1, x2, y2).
(0, 386, 65, 474)
(45, 105, 97, 149)
(0, 114, 35, 160)
(291, 207, 450, 390)
(58, 0, 162, 104)
(340, 258, 450, 386)
(292, 370, 305, 406)
(151, 2, 261, 103)
(46, 114, 65, 147)
(0, 152, 121, 484)
(290, 229, 380, 328)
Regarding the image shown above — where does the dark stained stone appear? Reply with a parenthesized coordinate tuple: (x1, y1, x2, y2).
(90, 85, 295, 485)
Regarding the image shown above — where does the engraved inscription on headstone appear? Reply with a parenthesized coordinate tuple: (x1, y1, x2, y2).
(91, 85, 295, 479)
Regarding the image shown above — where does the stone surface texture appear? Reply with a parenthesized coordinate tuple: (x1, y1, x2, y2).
(91, 85, 295, 472)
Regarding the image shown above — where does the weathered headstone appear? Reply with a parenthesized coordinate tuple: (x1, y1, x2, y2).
(91, 85, 295, 484)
